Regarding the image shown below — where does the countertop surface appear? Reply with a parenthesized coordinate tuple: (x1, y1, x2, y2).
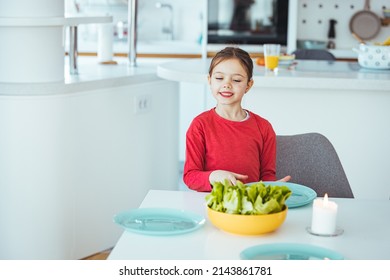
(2, 56, 389, 96)
(0, 57, 175, 96)
(157, 59, 390, 91)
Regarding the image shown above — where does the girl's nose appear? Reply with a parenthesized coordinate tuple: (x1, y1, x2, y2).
(223, 83, 231, 89)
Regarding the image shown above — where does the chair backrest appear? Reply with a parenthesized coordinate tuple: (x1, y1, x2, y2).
(292, 49, 336, 61)
(276, 133, 354, 198)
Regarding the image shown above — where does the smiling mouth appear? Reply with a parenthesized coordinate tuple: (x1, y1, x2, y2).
(219, 91, 233, 98)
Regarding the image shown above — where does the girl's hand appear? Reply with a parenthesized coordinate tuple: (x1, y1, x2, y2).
(278, 175, 291, 182)
(209, 170, 248, 186)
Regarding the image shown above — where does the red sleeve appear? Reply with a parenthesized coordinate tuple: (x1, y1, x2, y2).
(259, 119, 276, 181)
(183, 119, 213, 192)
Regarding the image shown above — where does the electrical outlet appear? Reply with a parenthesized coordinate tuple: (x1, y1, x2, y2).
(134, 95, 151, 114)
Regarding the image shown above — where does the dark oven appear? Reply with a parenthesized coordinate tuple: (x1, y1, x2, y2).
(208, 0, 289, 45)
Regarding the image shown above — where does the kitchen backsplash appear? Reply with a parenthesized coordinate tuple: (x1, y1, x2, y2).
(297, 0, 390, 48)
(67, 0, 389, 50)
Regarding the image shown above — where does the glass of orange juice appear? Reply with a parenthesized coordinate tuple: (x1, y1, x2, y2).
(263, 44, 281, 72)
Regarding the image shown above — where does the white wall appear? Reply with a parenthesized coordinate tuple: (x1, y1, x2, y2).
(297, 0, 390, 48)
(71, 0, 205, 43)
(179, 82, 208, 161)
(137, 0, 204, 42)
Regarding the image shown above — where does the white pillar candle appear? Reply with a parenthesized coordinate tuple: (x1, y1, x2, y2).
(311, 193, 338, 235)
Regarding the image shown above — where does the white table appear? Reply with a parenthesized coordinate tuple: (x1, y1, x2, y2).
(108, 190, 390, 260)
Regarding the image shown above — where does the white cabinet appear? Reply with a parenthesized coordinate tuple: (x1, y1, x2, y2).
(0, 67, 179, 259)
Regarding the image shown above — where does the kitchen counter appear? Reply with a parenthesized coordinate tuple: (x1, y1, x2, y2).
(0, 57, 176, 96)
(157, 59, 390, 91)
(157, 58, 390, 201)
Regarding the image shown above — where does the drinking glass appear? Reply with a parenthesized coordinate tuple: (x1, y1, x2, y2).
(263, 44, 281, 72)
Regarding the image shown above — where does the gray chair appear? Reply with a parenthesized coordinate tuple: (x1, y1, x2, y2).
(292, 49, 336, 61)
(276, 133, 354, 198)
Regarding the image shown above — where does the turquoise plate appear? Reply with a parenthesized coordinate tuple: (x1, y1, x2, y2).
(240, 243, 344, 260)
(262, 181, 317, 208)
(113, 208, 206, 236)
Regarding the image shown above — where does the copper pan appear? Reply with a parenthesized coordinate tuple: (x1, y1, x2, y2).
(349, 0, 381, 40)
(351, 32, 366, 44)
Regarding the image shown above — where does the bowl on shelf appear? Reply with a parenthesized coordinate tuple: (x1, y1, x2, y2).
(279, 54, 295, 65)
(297, 39, 327, 50)
(207, 206, 288, 235)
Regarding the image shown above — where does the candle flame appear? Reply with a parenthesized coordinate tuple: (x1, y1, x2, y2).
(324, 193, 329, 206)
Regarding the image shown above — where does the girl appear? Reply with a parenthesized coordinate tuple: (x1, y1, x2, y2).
(183, 47, 289, 192)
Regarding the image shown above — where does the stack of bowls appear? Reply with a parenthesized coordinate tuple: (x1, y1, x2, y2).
(383, 9, 390, 18)
(297, 40, 327, 50)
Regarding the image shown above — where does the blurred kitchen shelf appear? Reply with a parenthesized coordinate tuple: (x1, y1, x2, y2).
(64, 15, 113, 26)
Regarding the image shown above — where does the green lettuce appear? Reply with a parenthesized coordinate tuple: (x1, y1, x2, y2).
(205, 181, 225, 212)
(222, 185, 242, 214)
(205, 180, 291, 215)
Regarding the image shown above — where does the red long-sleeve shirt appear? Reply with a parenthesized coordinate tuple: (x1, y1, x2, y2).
(183, 108, 276, 192)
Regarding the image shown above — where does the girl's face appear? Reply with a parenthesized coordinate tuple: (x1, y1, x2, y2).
(208, 58, 253, 107)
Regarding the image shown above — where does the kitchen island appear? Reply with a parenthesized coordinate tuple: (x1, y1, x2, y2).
(157, 59, 390, 201)
(0, 57, 179, 259)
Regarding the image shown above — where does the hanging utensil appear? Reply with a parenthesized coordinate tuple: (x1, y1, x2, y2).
(327, 19, 337, 49)
(349, 0, 381, 40)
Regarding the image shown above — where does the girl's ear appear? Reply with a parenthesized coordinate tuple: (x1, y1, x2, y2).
(207, 74, 211, 85)
(245, 79, 254, 93)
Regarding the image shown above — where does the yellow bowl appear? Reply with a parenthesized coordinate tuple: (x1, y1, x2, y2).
(207, 206, 287, 235)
